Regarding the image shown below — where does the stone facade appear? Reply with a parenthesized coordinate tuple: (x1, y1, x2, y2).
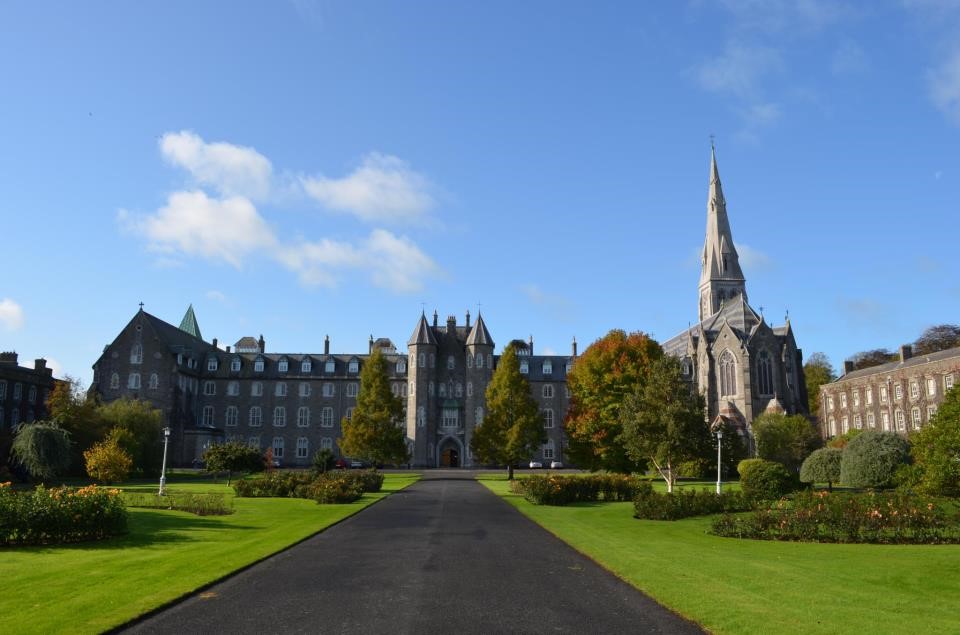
(0, 352, 58, 429)
(818, 345, 960, 438)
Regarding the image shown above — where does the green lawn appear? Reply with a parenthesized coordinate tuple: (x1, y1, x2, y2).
(0, 472, 420, 634)
(481, 477, 960, 635)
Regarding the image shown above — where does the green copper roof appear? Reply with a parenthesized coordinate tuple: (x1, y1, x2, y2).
(178, 304, 203, 340)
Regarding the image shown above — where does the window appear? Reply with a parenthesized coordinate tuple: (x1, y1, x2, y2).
(323, 383, 335, 397)
(177, 353, 183, 365)
(231, 357, 241, 372)
(477, 354, 484, 369)
(203, 381, 216, 396)
(273, 407, 286, 427)
(565, 386, 571, 398)
(226, 381, 239, 396)
(928, 405, 938, 419)
(910, 382, 920, 399)
(912, 407, 921, 429)
(865, 388, 873, 405)
(248, 436, 261, 449)
(565, 361, 573, 374)
(719, 350, 737, 396)
(947, 374, 956, 390)
(297, 406, 310, 427)
(302, 359, 312, 373)
(543, 408, 554, 428)
(455, 383, 463, 398)
(467, 382, 473, 397)
(881, 411, 890, 430)
(397, 360, 407, 373)
(207, 357, 218, 371)
(756, 350, 773, 396)
(828, 417, 836, 436)
(130, 344, 143, 364)
(249, 407, 262, 427)
(827, 396, 834, 411)
(853, 414, 862, 429)
(28, 386, 36, 403)
(296, 437, 309, 459)
(543, 384, 554, 398)
(439, 383, 446, 397)
(866, 412, 875, 428)
(10, 409, 19, 426)
(428, 381, 434, 396)
(273, 437, 284, 459)
(418, 353, 425, 368)
(543, 361, 552, 375)
(254, 358, 264, 372)
(840, 415, 848, 433)
(447, 355, 455, 370)
(927, 378, 937, 397)
(321, 407, 334, 427)
(321, 437, 333, 450)
(430, 353, 436, 368)
(345, 407, 354, 420)
(417, 406, 426, 428)
(853, 390, 860, 407)
(225, 406, 238, 427)
(543, 439, 556, 460)
(467, 354, 473, 369)
(442, 408, 458, 427)
(202, 406, 214, 427)
(325, 359, 335, 373)
(519, 360, 529, 374)
(278, 359, 288, 373)
(275, 382, 287, 397)
(347, 383, 358, 398)
(880, 386, 888, 404)
(895, 410, 905, 431)
(894, 385, 902, 401)
(128, 373, 141, 389)
(149, 373, 160, 390)
(252, 381, 263, 397)
(475, 406, 484, 424)
(110, 373, 120, 390)
(487, 354, 492, 369)
(299, 382, 310, 397)
(348, 360, 359, 374)
(840, 393, 847, 408)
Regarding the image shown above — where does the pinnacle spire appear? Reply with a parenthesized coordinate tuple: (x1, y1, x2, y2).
(178, 304, 203, 340)
(466, 312, 494, 348)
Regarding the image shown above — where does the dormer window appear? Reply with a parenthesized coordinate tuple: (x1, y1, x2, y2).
(565, 361, 573, 374)
(325, 359, 335, 373)
(231, 357, 241, 372)
(278, 359, 288, 373)
(177, 354, 183, 365)
(254, 358, 264, 372)
(447, 356, 455, 370)
(397, 360, 407, 373)
(348, 360, 359, 374)
(207, 357, 218, 372)
(520, 360, 529, 374)
(543, 361, 553, 375)
(302, 359, 312, 373)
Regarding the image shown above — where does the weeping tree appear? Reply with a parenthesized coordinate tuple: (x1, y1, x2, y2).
(11, 422, 72, 482)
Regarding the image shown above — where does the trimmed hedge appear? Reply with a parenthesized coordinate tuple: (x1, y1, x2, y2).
(738, 458, 797, 502)
(711, 489, 960, 544)
(799, 447, 842, 487)
(0, 483, 127, 546)
(633, 483, 752, 520)
(840, 430, 910, 489)
(232, 469, 384, 503)
(510, 474, 644, 506)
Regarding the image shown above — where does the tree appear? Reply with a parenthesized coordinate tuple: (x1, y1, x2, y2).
(98, 398, 164, 476)
(752, 412, 822, 474)
(203, 442, 265, 484)
(470, 344, 546, 480)
(710, 418, 749, 480)
(619, 356, 711, 492)
(908, 385, 960, 495)
(339, 348, 409, 467)
(737, 458, 797, 501)
(840, 430, 910, 488)
(799, 447, 842, 491)
(847, 348, 895, 372)
(313, 448, 336, 474)
(913, 324, 960, 356)
(84, 438, 133, 484)
(10, 422, 72, 482)
(803, 352, 835, 417)
(827, 428, 862, 449)
(564, 329, 662, 472)
(46, 377, 109, 473)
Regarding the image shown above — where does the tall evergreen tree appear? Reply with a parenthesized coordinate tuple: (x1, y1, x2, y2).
(339, 348, 409, 467)
(803, 352, 835, 417)
(471, 344, 545, 480)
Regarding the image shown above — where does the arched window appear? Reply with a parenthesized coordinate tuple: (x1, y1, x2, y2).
(475, 406, 484, 424)
(110, 373, 120, 390)
(128, 373, 141, 389)
(477, 354, 484, 369)
(296, 437, 309, 458)
(248, 436, 261, 449)
(756, 350, 773, 396)
(297, 406, 310, 427)
(272, 437, 284, 458)
(455, 382, 463, 398)
(417, 406, 426, 427)
(542, 384, 554, 398)
(419, 353, 426, 368)
(719, 350, 737, 396)
(130, 344, 143, 364)
(249, 406, 262, 427)
(273, 407, 286, 427)
(231, 357, 241, 371)
(225, 406, 238, 427)
(467, 353, 473, 368)
(447, 355, 455, 370)
(543, 408, 554, 428)
(321, 437, 333, 450)
(466, 382, 473, 397)
(149, 373, 159, 389)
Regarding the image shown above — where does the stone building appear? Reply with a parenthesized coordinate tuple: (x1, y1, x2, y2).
(663, 147, 808, 446)
(818, 344, 960, 438)
(0, 352, 59, 429)
(91, 306, 573, 468)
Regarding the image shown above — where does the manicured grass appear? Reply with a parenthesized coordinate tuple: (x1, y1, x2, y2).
(0, 472, 420, 634)
(481, 477, 960, 635)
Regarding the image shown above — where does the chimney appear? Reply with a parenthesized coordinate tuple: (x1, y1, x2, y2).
(212, 337, 218, 349)
(843, 360, 855, 375)
(572, 336, 578, 358)
(258, 334, 265, 354)
(465, 310, 471, 329)
(446, 315, 456, 333)
(528, 335, 534, 355)
(899, 344, 913, 363)
(226, 345, 231, 353)
(324, 335, 330, 355)
(369, 335, 374, 354)
(34, 358, 47, 372)
(0, 352, 18, 364)
(433, 310, 439, 328)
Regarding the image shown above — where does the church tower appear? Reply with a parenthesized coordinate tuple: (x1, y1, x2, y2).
(464, 311, 494, 467)
(406, 312, 437, 466)
(698, 145, 747, 321)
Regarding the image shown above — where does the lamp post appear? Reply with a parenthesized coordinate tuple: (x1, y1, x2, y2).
(158, 427, 171, 496)
(715, 426, 723, 495)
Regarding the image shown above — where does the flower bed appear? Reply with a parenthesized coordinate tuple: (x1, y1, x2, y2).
(232, 469, 384, 503)
(510, 474, 645, 506)
(711, 490, 960, 544)
(0, 483, 127, 546)
(633, 483, 751, 520)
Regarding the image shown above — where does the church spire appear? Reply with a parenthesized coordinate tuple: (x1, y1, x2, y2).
(698, 144, 747, 321)
(178, 304, 203, 340)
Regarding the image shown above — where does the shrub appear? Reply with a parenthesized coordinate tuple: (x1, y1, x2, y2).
(308, 478, 365, 504)
(711, 489, 960, 544)
(633, 483, 751, 520)
(840, 430, 910, 488)
(827, 428, 863, 450)
(799, 447, 842, 490)
(510, 474, 645, 505)
(123, 491, 233, 516)
(677, 459, 710, 479)
(84, 438, 133, 484)
(232, 471, 315, 498)
(739, 459, 797, 502)
(752, 413, 822, 473)
(907, 386, 960, 496)
(312, 448, 336, 474)
(204, 442, 265, 484)
(0, 483, 127, 545)
(10, 422, 72, 482)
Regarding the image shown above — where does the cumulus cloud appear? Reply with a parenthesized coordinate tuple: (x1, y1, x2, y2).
(696, 41, 783, 97)
(206, 290, 228, 302)
(928, 48, 960, 123)
(160, 131, 273, 200)
(735, 242, 773, 271)
(302, 153, 434, 223)
(0, 298, 24, 331)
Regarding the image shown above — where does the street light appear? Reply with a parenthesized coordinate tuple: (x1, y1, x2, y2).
(158, 427, 171, 496)
(714, 425, 723, 495)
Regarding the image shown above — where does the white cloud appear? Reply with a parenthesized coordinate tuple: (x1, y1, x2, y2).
(160, 131, 273, 200)
(928, 48, 960, 122)
(717, 0, 853, 34)
(43, 357, 64, 378)
(735, 243, 773, 271)
(696, 41, 783, 97)
(121, 190, 278, 268)
(302, 153, 434, 223)
(0, 298, 24, 331)
(206, 290, 228, 302)
(519, 284, 573, 314)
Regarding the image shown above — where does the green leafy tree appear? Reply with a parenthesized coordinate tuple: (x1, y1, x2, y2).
(752, 412, 822, 474)
(84, 438, 133, 484)
(339, 348, 409, 467)
(803, 353, 835, 418)
(799, 447, 842, 491)
(840, 430, 910, 489)
(564, 329, 662, 472)
(98, 398, 164, 476)
(203, 442, 265, 484)
(913, 324, 960, 356)
(710, 418, 749, 480)
(313, 448, 336, 474)
(10, 422, 72, 482)
(619, 357, 711, 492)
(827, 428, 862, 449)
(848, 348, 896, 372)
(471, 344, 546, 480)
(737, 458, 797, 501)
(908, 386, 960, 495)
(46, 377, 109, 473)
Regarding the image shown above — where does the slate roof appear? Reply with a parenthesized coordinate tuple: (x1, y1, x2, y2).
(465, 313, 494, 347)
(831, 346, 960, 383)
(662, 295, 765, 356)
(408, 314, 439, 346)
(144, 310, 212, 353)
(178, 304, 202, 340)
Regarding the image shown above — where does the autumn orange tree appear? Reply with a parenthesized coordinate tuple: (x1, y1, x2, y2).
(564, 329, 663, 472)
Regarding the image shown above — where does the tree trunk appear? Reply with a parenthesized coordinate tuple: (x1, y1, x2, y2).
(507, 464, 514, 481)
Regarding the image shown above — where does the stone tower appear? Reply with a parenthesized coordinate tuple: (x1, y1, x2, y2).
(464, 311, 494, 467)
(406, 311, 438, 466)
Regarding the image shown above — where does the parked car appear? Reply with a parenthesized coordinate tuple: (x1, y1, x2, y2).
(549, 461, 564, 469)
(271, 458, 282, 468)
(349, 459, 366, 469)
(529, 461, 543, 469)
(334, 458, 349, 469)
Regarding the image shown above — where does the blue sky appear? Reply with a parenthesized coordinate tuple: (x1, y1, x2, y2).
(2, 1, 959, 383)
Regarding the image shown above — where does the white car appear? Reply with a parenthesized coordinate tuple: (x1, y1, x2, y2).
(549, 461, 564, 469)
(529, 461, 543, 469)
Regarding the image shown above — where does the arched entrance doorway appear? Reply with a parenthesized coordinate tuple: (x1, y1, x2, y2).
(437, 437, 463, 468)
